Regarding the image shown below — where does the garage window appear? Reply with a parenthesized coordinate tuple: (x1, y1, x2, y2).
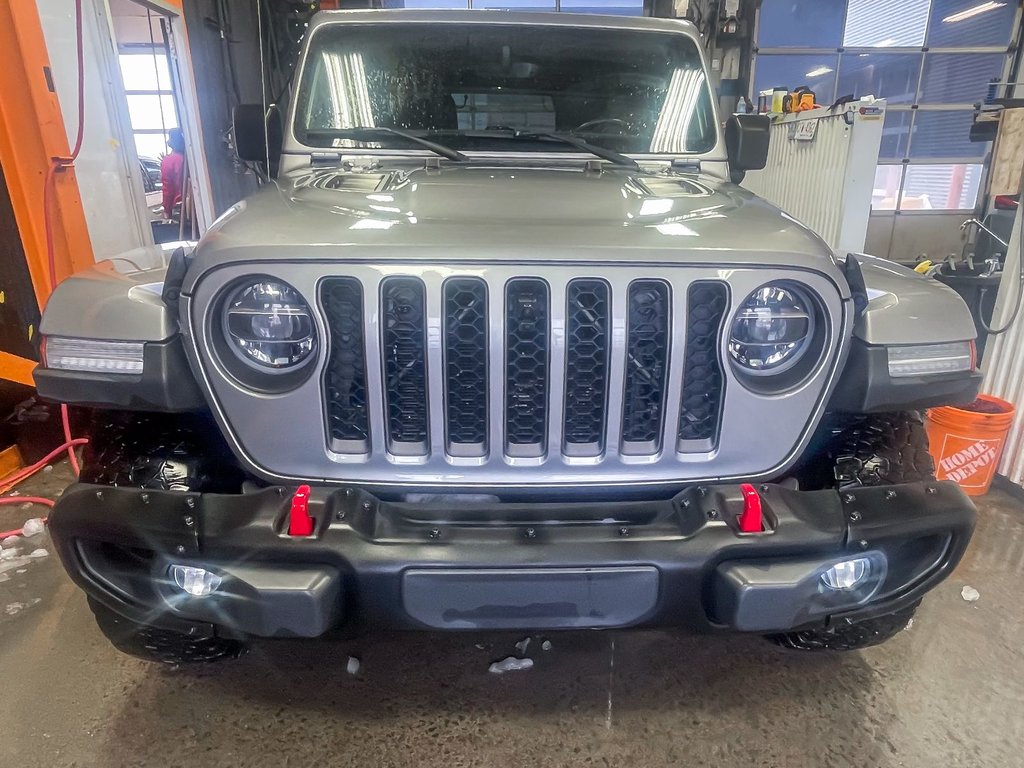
(382, 0, 643, 11)
(118, 50, 179, 161)
(754, 0, 1016, 212)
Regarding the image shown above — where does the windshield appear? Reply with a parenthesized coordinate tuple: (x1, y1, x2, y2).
(293, 22, 717, 156)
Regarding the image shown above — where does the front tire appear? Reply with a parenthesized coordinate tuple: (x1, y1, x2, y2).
(772, 411, 933, 651)
(828, 410, 935, 488)
(769, 603, 919, 652)
(89, 598, 245, 664)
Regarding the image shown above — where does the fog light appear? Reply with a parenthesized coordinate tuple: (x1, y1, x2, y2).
(170, 564, 221, 597)
(820, 557, 871, 590)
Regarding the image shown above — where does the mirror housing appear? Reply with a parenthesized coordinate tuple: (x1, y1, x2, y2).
(232, 104, 282, 176)
(725, 114, 770, 183)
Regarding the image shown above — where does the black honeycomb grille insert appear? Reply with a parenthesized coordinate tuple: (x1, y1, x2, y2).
(321, 278, 369, 446)
(621, 281, 670, 447)
(678, 282, 728, 444)
(564, 280, 610, 449)
(444, 278, 488, 448)
(505, 279, 549, 449)
(381, 277, 428, 447)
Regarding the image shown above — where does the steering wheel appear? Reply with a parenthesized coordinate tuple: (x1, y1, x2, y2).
(571, 117, 631, 134)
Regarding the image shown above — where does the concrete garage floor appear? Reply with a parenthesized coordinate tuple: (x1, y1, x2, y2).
(1, 464, 1022, 768)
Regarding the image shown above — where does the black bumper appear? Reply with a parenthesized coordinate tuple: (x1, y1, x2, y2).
(47, 480, 975, 638)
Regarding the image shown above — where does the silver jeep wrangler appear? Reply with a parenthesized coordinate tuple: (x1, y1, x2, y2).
(36, 11, 979, 662)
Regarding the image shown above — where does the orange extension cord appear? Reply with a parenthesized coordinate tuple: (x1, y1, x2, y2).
(0, 0, 89, 530)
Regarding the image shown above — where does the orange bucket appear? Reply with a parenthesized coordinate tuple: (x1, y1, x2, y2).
(925, 394, 1016, 496)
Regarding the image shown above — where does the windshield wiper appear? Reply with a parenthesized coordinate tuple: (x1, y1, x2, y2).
(305, 127, 468, 162)
(464, 129, 640, 171)
(528, 131, 641, 170)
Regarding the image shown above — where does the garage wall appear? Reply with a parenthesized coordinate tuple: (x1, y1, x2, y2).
(35, 0, 150, 259)
(865, 213, 969, 264)
(181, 0, 261, 216)
(981, 204, 1024, 485)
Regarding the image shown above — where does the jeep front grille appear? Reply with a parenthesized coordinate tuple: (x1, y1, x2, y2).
(319, 273, 729, 462)
(194, 263, 844, 488)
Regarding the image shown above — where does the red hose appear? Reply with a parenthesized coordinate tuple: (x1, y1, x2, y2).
(13, 0, 89, 505)
(0, 439, 89, 495)
(5, 1, 101, 523)
(60, 404, 81, 476)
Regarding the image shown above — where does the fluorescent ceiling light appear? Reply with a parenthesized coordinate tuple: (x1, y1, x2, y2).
(805, 66, 834, 78)
(943, 1, 1005, 23)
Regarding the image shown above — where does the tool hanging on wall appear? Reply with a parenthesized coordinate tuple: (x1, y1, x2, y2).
(783, 86, 817, 113)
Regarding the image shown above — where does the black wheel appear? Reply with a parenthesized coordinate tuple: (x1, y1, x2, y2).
(768, 603, 919, 652)
(79, 410, 244, 492)
(829, 411, 935, 488)
(89, 598, 245, 664)
(771, 411, 932, 651)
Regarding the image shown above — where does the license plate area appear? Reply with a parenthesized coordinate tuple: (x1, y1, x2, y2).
(402, 566, 659, 630)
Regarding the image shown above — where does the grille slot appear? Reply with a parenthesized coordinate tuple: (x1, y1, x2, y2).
(319, 273, 734, 463)
(564, 279, 610, 455)
(621, 280, 670, 454)
(321, 278, 370, 452)
(444, 278, 488, 455)
(505, 278, 550, 456)
(381, 277, 429, 454)
(678, 282, 728, 449)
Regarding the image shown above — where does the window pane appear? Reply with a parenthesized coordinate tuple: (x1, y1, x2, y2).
(928, 0, 1017, 47)
(454, 93, 556, 131)
(844, 0, 930, 47)
(872, 164, 904, 210)
(295, 23, 718, 154)
(910, 110, 985, 159)
(383, 0, 469, 6)
(836, 54, 922, 104)
(119, 52, 172, 92)
(752, 54, 838, 102)
(473, 0, 555, 7)
(920, 53, 1006, 104)
(561, 0, 644, 13)
(134, 133, 171, 160)
(126, 94, 178, 131)
(880, 110, 913, 159)
(757, 0, 844, 48)
(901, 163, 983, 209)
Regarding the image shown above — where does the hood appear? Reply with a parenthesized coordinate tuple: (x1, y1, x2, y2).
(195, 163, 839, 272)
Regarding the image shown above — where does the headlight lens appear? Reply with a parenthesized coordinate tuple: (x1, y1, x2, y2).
(224, 280, 316, 370)
(728, 283, 814, 374)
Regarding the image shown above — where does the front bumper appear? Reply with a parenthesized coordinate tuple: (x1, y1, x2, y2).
(47, 480, 975, 638)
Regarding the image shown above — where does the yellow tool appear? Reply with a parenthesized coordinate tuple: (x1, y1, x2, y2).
(783, 87, 817, 113)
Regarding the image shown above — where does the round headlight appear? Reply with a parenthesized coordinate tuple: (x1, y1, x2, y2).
(223, 280, 316, 370)
(728, 283, 813, 374)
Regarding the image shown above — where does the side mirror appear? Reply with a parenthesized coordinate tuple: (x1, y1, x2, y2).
(725, 114, 770, 183)
(232, 104, 283, 176)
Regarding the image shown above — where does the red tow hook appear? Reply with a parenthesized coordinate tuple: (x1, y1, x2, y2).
(288, 484, 315, 536)
(737, 483, 764, 533)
